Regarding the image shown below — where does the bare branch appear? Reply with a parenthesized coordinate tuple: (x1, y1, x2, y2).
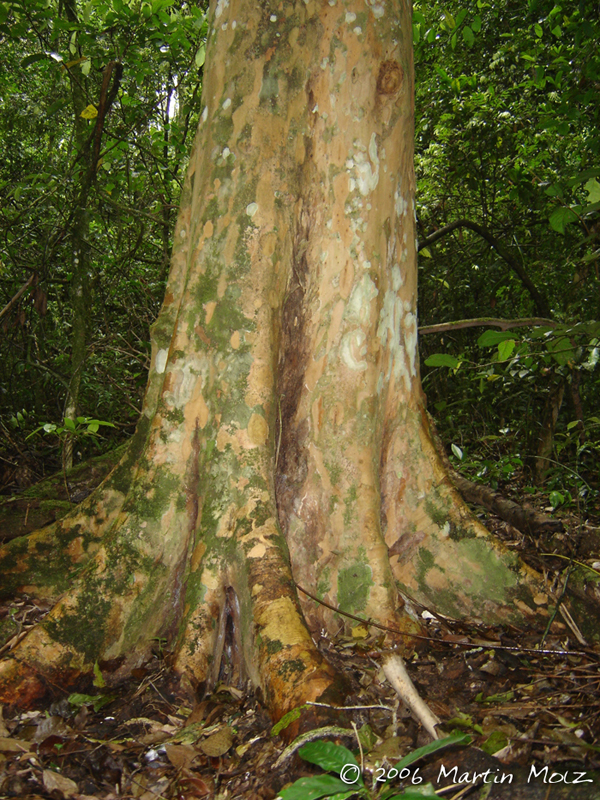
(0, 274, 35, 323)
(419, 219, 551, 317)
(419, 317, 557, 335)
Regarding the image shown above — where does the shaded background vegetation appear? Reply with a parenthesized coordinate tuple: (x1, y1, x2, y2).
(415, 0, 599, 515)
(1, 0, 598, 519)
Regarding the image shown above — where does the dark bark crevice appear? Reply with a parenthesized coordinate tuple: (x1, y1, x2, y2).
(275, 204, 313, 531)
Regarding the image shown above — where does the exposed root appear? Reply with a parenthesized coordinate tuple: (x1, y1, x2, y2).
(0, 431, 147, 602)
(0, 656, 48, 706)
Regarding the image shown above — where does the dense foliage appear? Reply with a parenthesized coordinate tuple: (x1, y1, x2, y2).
(0, 0, 207, 479)
(414, 0, 600, 513)
(0, 0, 598, 515)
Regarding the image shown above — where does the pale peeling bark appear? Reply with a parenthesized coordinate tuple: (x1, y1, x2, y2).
(0, 0, 562, 715)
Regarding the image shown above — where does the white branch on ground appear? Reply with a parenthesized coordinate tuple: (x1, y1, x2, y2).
(382, 654, 440, 740)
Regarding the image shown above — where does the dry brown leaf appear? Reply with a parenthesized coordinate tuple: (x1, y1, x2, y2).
(0, 705, 9, 737)
(216, 685, 244, 700)
(139, 776, 170, 800)
(0, 736, 31, 752)
(184, 701, 208, 727)
(164, 742, 197, 770)
(481, 714, 519, 738)
(138, 730, 172, 745)
(105, 740, 127, 752)
(43, 768, 79, 797)
(178, 774, 213, 797)
(199, 725, 233, 757)
(34, 714, 71, 742)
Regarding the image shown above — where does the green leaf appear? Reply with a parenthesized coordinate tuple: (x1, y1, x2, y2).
(462, 26, 474, 46)
(68, 692, 117, 712)
(584, 178, 600, 204)
(299, 741, 361, 780)
(396, 733, 471, 770)
(549, 206, 578, 234)
(424, 354, 460, 369)
(451, 443, 463, 460)
(481, 730, 508, 755)
(93, 661, 106, 688)
(195, 43, 206, 68)
(444, 712, 483, 733)
(324, 792, 361, 800)
(582, 200, 600, 216)
(434, 66, 451, 83)
(271, 705, 308, 736)
(21, 53, 48, 67)
(476, 690, 514, 704)
(534, 22, 543, 37)
(455, 9, 468, 27)
(546, 336, 573, 366)
(63, 417, 76, 432)
(497, 339, 515, 361)
(477, 330, 516, 348)
(472, 15, 482, 32)
(443, 10, 456, 29)
(357, 724, 377, 752)
(384, 788, 438, 800)
(549, 490, 564, 508)
(47, 99, 66, 115)
(278, 775, 359, 800)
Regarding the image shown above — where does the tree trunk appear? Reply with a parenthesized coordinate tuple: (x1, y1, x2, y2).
(535, 379, 565, 482)
(62, 0, 93, 471)
(0, 0, 567, 718)
(62, 0, 123, 469)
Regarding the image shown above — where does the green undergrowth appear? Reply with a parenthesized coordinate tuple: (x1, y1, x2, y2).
(277, 733, 470, 800)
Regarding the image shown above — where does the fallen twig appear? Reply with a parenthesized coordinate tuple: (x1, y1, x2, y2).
(382, 654, 440, 740)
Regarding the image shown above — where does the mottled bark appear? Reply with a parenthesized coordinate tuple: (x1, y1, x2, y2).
(0, 0, 568, 717)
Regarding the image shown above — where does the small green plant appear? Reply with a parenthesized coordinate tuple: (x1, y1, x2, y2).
(27, 415, 115, 501)
(28, 415, 115, 441)
(68, 692, 117, 713)
(277, 733, 470, 800)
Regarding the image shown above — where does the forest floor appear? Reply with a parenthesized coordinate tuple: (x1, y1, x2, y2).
(1, 492, 600, 799)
